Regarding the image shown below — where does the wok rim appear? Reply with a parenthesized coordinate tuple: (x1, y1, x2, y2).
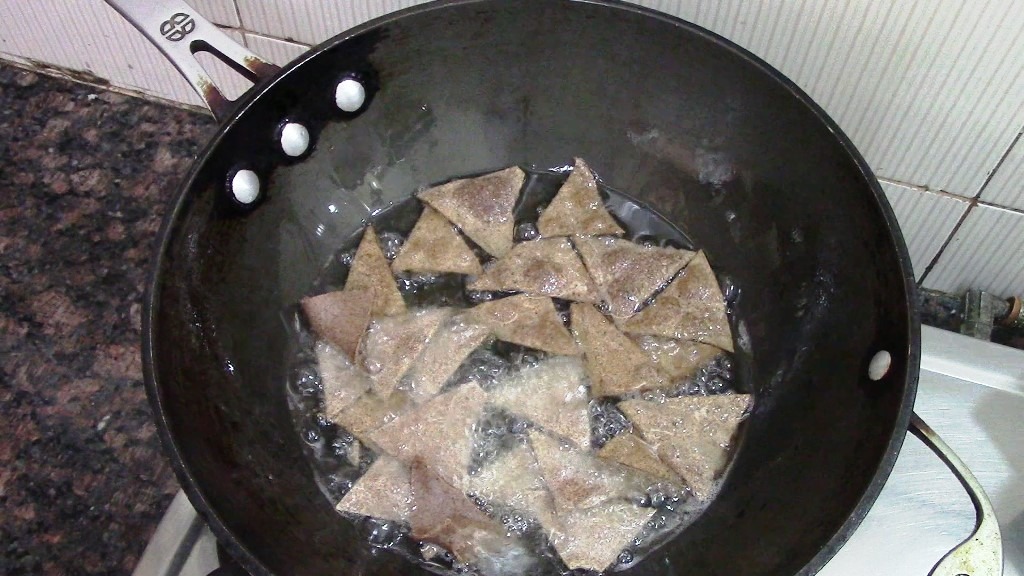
(141, 1, 921, 575)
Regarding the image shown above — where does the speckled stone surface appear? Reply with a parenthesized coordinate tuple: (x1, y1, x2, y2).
(0, 63, 215, 575)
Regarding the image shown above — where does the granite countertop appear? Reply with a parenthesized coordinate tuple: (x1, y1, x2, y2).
(0, 63, 214, 575)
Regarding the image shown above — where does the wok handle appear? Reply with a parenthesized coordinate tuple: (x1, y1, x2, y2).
(103, 0, 279, 121)
(910, 412, 1004, 576)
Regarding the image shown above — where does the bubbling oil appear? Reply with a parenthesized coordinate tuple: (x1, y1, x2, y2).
(285, 166, 745, 575)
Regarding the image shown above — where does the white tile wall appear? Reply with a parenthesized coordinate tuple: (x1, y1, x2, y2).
(879, 180, 970, 280)
(923, 204, 1024, 295)
(236, 0, 426, 45)
(630, 0, 1024, 199)
(0, 0, 203, 107)
(2, 0, 1024, 297)
(981, 130, 1024, 211)
(243, 34, 309, 68)
(190, 0, 240, 28)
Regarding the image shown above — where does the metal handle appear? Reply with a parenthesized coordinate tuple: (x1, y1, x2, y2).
(104, 0, 280, 120)
(911, 413, 1003, 576)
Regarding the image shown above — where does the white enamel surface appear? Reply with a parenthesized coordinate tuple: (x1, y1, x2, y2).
(230, 169, 260, 204)
(334, 78, 366, 112)
(279, 122, 310, 157)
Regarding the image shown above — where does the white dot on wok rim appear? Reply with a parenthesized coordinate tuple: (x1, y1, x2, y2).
(335, 78, 366, 112)
(279, 122, 310, 157)
(231, 169, 260, 204)
(868, 350, 892, 381)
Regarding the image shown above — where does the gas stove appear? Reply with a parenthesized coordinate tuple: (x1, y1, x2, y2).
(133, 326, 1023, 576)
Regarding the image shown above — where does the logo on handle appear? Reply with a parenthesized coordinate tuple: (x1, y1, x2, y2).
(160, 13, 195, 42)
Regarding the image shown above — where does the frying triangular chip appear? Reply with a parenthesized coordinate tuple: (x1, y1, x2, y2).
(410, 460, 529, 568)
(570, 303, 672, 397)
(391, 206, 483, 275)
(360, 308, 451, 398)
(315, 341, 371, 422)
(301, 289, 374, 361)
(622, 251, 734, 352)
(405, 314, 491, 403)
(537, 158, 624, 238)
(333, 390, 413, 446)
(528, 430, 656, 514)
(548, 500, 654, 572)
(345, 225, 406, 317)
(489, 357, 591, 449)
(574, 236, 694, 320)
(466, 443, 557, 529)
(418, 166, 524, 257)
(632, 335, 723, 381)
(619, 394, 751, 499)
(368, 383, 487, 489)
(467, 238, 600, 303)
(335, 455, 411, 523)
(598, 432, 678, 483)
(468, 295, 579, 356)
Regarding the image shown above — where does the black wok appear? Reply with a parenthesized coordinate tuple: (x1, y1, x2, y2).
(106, 1, 928, 575)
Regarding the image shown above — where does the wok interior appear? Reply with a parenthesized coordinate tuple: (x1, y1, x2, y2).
(150, 1, 916, 575)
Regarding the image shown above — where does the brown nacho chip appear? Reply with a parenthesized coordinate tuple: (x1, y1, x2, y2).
(467, 238, 600, 303)
(619, 394, 751, 499)
(301, 288, 373, 361)
(570, 303, 671, 397)
(622, 251, 734, 352)
(537, 158, 624, 237)
(335, 455, 411, 523)
(488, 357, 591, 449)
(345, 225, 406, 317)
(392, 206, 483, 275)
(418, 166, 524, 257)
(574, 236, 694, 320)
(468, 294, 579, 356)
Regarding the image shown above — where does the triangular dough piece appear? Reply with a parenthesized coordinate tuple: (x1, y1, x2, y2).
(623, 251, 734, 352)
(333, 390, 413, 446)
(537, 158, 624, 238)
(466, 443, 557, 529)
(619, 394, 751, 499)
(632, 335, 724, 381)
(368, 384, 487, 489)
(405, 314, 491, 403)
(574, 236, 695, 320)
(528, 430, 656, 514)
(410, 460, 529, 568)
(570, 303, 671, 397)
(489, 357, 591, 449)
(418, 167, 524, 257)
(315, 341, 371, 422)
(301, 289, 374, 361)
(468, 295, 579, 356)
(598, 432, 678, 483)
(335, 455, 411, 523)
(467, 238, 600, 303)
(345, 225, 406, 317)
(549, 501, 654, 572)
(360, 308, 451, 398)
(391, 206, 483, 275)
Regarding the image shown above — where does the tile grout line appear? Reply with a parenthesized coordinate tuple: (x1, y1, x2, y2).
(911, 120, 1024, 287)
(231, 0, 244, 32)
(876, 176, 974, 204)
(917, 201, 975, 287)
(970, 124, 1024, 200)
